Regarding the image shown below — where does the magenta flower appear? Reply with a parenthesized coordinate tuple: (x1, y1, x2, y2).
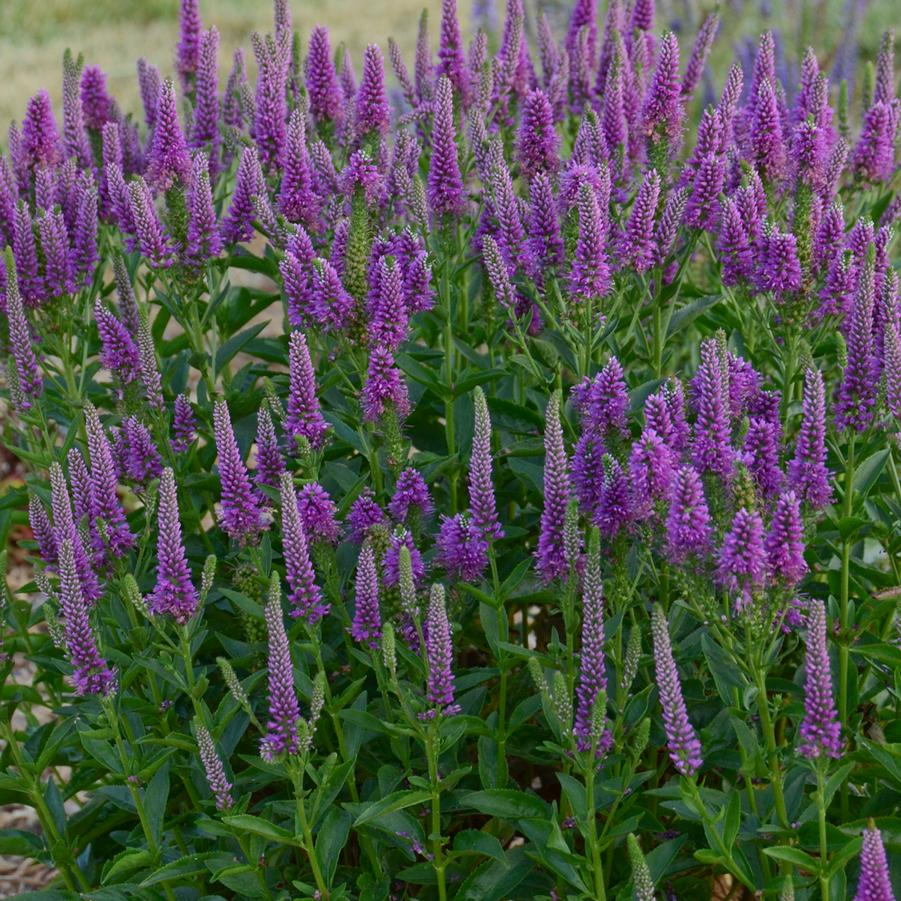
(347, 489, 386, 542)
(296, 483, 340, 545)
(80, 65, 113, 132)
(49, 463, 101, 603)
(642, 33, 683, 147)
(717, 508, 767, 607)
(251, 31, 290, 171)
(569, 182, 611, 302)
(129, 178, 175, 269)
(836, 256, 878, 432)
(254, 405, 285, 492)
(361, 347, 410, 423)
(3, 253, 43, 407)
(766, 492, 807, 585)
(665, 465, 712, 564)
(423, 584, 460, 718)
(279, 473, 328, 624)
(355, 44, 390, 140)
(517, 88, 559, 178)
(691, 338, 733, 482)
(427, 76, 465, 218)
(286, 331, 329, 451)
(437, 513, 488, 582)
(351, 542, 381, 649)
(438, 0, 469, 103)
(798, 598, 842, 759)
(854, 825, 895, 901)
(852, 102, 898, 184)
(279, 109, 319, 229)
(114, 416, 162, 485)
(176, 0, 202, 89)
(306, 27, 343, 126)
(185, 152, 222, 265)
(389, 469, 433, 524)
(618, 169, 661, 271)
(147, 80, 191, 191)
(171, 395, 197, 454)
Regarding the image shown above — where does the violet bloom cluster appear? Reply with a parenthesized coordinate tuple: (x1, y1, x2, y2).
(423, 584, 460, 718)
(798, 598, 842, 760)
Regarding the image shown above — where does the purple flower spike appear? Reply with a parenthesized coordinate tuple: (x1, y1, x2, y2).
(362, 347, 410, 423)
(355, 44, 390, 140)
(642, 33, 683, 147)
(756, 226, 802, 298)
(137, 59, 162, 130)
(306, 27, 343, 125)
(190, 28, 221, 155)
(717, 508, 767, 608)
(296, 484, 340, 545)
(468, 387, 503, 542)
(279, 109, 319, 229)
(749, 79, 786, 183)
(347, 489, 386, 542)
(80, 65, 113, 132)
(766, 492, 807, 585)
(574, 545, 610, 753)
(49, 463, 101, 602)
(13, 202, 43, 307)
(526, 172, 564, 285)
(2, 252, 43, 408)
(619, 169, 661, 271)
(84, 405, 135, 559)
(251, 31, 290, 171)
(651, 604, 702, 777)
(369, 258, 409, 350)
(536, 393, 570, 584)
(213, 400, 267, 545)
(427, 76, 466, 219)
(389, 468, 433, 523)
(719, 198, 752, 285)
(29, 496, 57, 566)
(72, 178, 99, 285)
(438, 0, 469, 104)
(518, 88, 559, 178)
(691, 338, 733, 482)
(221, 145, 263, 246)
(286, 331, 329, 451)
(62, 51, 91, 167)
(129, 178, 176, 269)
(854, 825, 895, 901)
(279, 473, 328, 624)
(798, 598, 842, 759)
(58, 538, 116, 697)
(94, 301, 138, 385)
(186, 152, 222, 265)
(743, 412, 783, 500)
(254, 404, 285, 492)
(569, 182, 611, 303)
(171, 395, 197, 453)
(351, 542, 382, 649)
(836, 255, 878, 432)
(21, 90, 62, 177)
(424, 584, 460, 718)
(437, 513, 488, 582)
(681, 13, 719, 99)
(665, 465, 712, 564)
(197, 724, 233, 811)
(147, 80, 192, 191)
(114, 416, 163, 485)
(261, 577, 302, 761)
(149, 468, 198, 624)
(630, 428, 674, 518)
(176, 0, 202, 89)
(852, 102, 898, 184)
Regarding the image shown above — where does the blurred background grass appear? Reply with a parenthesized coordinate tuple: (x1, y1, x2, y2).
(0, 0, 895, 130)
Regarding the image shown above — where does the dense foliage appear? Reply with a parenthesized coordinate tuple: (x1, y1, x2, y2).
(1, 0, 900, 898)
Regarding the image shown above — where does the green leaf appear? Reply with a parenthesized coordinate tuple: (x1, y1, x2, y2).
(763, 846, 820, 871)
(139, 852, 221, 886)
(102, 848, 155, 885)
(315, 807, 352, 886)
(353, 789, 432, 826)
(215, 322, 268, 370)
(452, 830, 506, 862)
(451, 847, 532, 901)
(221, 814, 302, 846)
(0, 829, 44, 856)
(459, 789, 547, 820)
(143, 762, 170, 846)
(666, 295, 720, 338)
(852, 449, 890, 500)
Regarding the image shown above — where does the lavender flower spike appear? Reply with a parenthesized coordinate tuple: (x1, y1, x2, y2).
(196, 724, 234, 811)
(651, 604, 703, 777)
(665, 465, 712, 564)
(176, 0, 202, 90)
(427, 76, 466, 218)
(854, 824, 896, 901)
(2, 249, 43, 408)
(351, 542, 382, 649)
(798, 598, 842, 759)
(186, 151, 223, 265)
(148, 468, 198, 624)
(255, 404, 285, 492)
(618, 169, 661, 271)
(424, 583, 461, 718)
(171, 394, 197, 454)
(766, 492, 807, 586)
(49, 463, 101, 603)
(306, 27, 343, 126)
(279, 473, 328, 624)
(355, 44, 390, 140)
(536, 392, 570, 583)
(58, 538, 116, 697)
(147, 80, 192, 191)
(213, 400, 267, 545)
(468, 387, 503, 541)
(190, 27, 220, 156)
(260, 574, 302, 761)
(789, 368, 834, 509)
(574, 540, 610, 753)
(286, 331, 330, 451)
(569, 182, 611, 303)
(517, 88, 559, 178)
(129, 178, 176, 269)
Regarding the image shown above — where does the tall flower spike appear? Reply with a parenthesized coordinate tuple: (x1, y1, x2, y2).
(78, 65, 110, 132)
(361, 347, 410, 422)
(13, 201, 43, 307)
(665, 465, 712, 564)
(766, 491, 807, 585)
(389, 468, 433, 523)
(137, 317, 164, 411)
(517, 88, 559, 178)
(569, 182, 611, 302)
(149, 468, 198, 624)
(255, 404, 285, 491)
(854, 824, 896, 901)
(29, 495, 58, 566)
(129, 178, 176, 269)
(21, 90, 61, 177)
(424, 584, 460, 717)
(574, 539, 610, 753)
(286, 331, 329, 450)
(251, 31, 290, 171)
(220, 145, 263, 245)
(84, 404, 134, 559)
(798, 598, 842, 759)
(72, 178, 99, 286)
(852, 102, 898, 184)
(296, 484, 340, 545)
(213, 400, 267, 545)
(526, 172, 564, 285)
(369, 257, 408, 350)
(261, 575, 302, 761)
(650, 604, 702, 777)
(58, 539, 116, 697)
(717, 508, 767, 608)
(279, 473, 328, 623)
(49, 463, 101, 601)
(147, 80, 192, 191)
(642, 33, 683, 148)
(196, 724, 233, 811)
(692, 338, 733, 482)
(438, 0, 469, 103)
(306, 27, 343, 125)
(62, 50, 91, 167)
(681, 13, 719, 99)
(176, 0, 202, 90)
(190, 28, 220, 155)
(468, 387, 503, 541)
(279, 108, 319, 228)
(427, 75, 466, 219)
(619, 169, 661, 271)
(536, 393, 570, 583)
(2, 250, 43, 408)
(436, 513, 488, 582)
(186, 152, 222, 265)
(94, 301, 140, 384)
(351, 542, 381, 649)
(171, 394, 197, 453)
(355, 44, 390, 140)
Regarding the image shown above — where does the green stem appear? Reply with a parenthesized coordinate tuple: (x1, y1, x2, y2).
(817, 764, 831, 900)
(583, 760, 606, 901)
(754, 666, 789, 827)
(426, 726, 448, 901)
(292, 766, 329, 899)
